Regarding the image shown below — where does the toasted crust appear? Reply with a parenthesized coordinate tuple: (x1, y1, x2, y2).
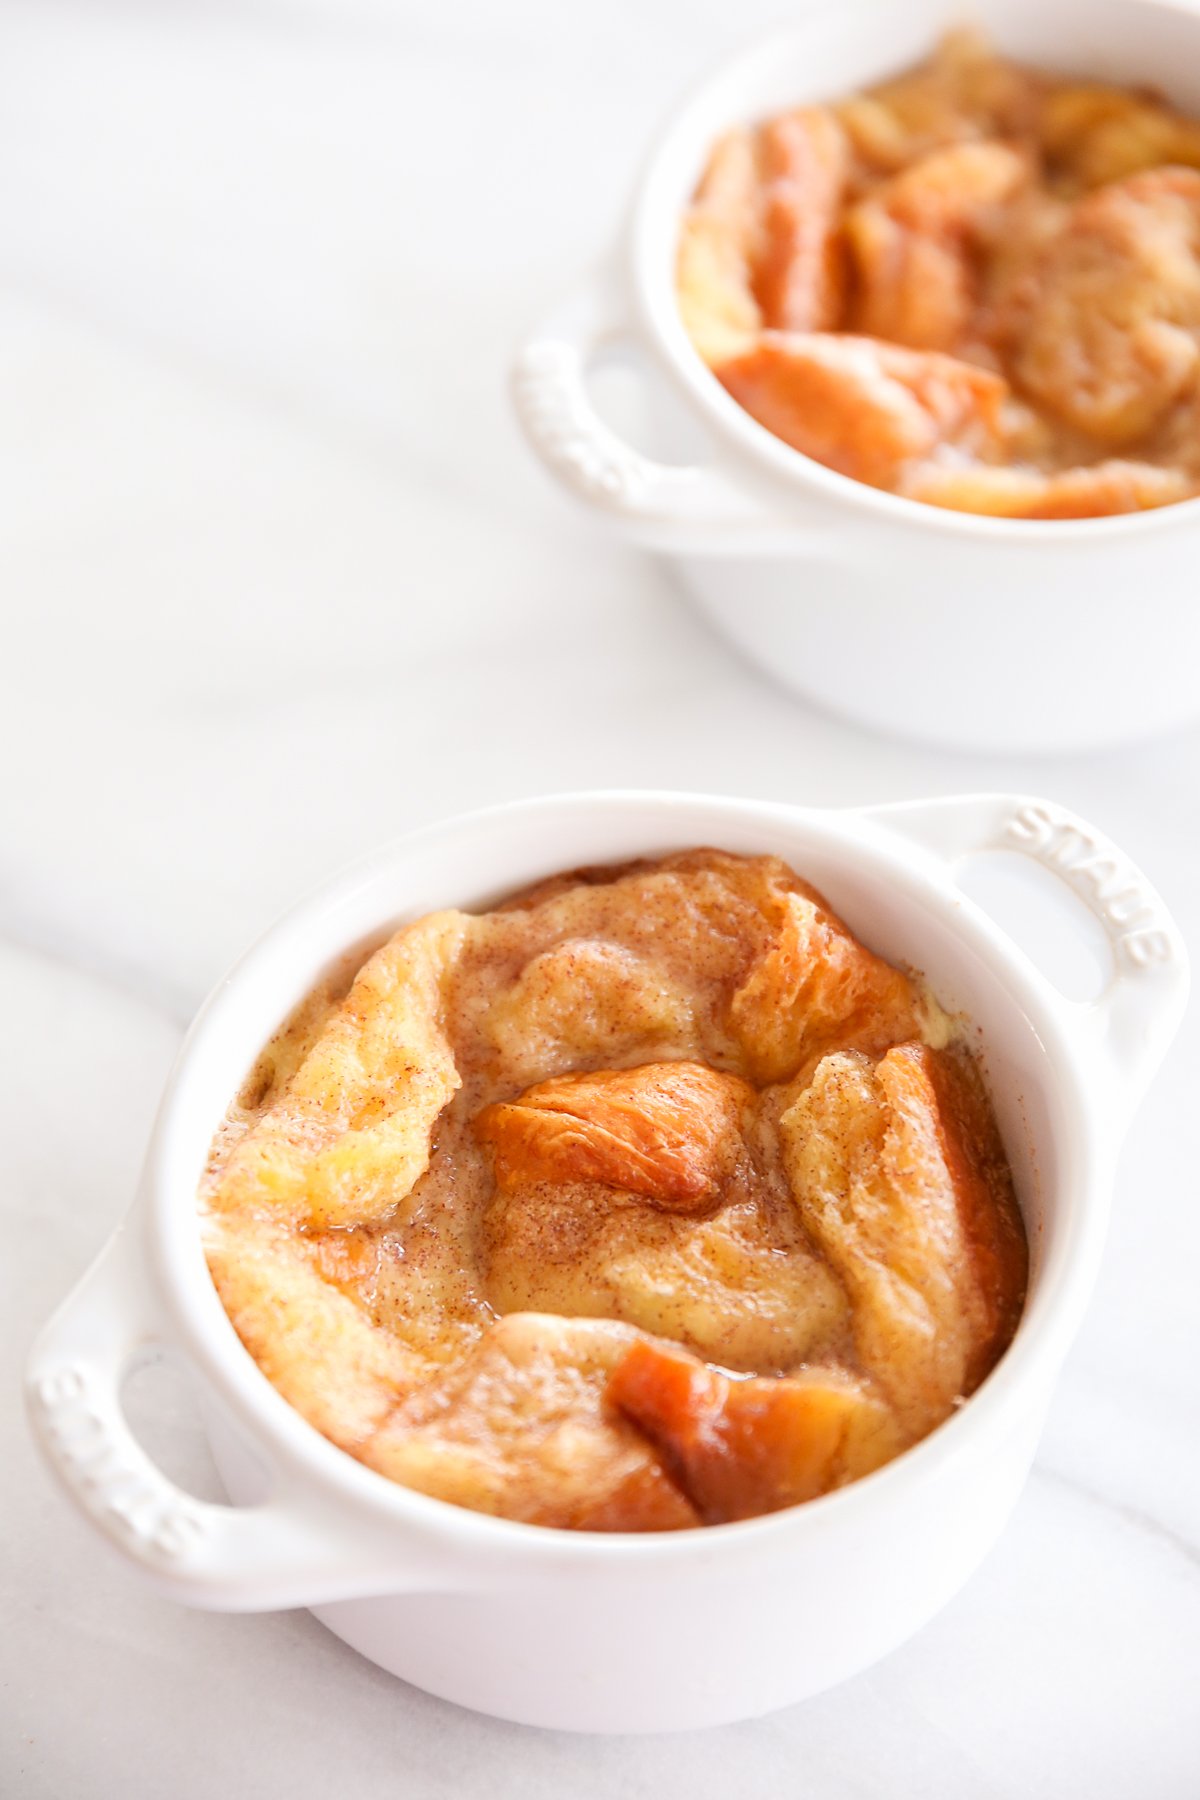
(477, 1061, 756, 1209)
(847, 142, 1031, 352)
(362, 1315, 699, 1531)
(607, 1339, 900, 1523)
(204, 1216, 421, 1450)
(727, 876, 935, 1084)
(752, 108, 850, 332)
(207, 911, 468, 1230)
(779, 1043, 1027, 1433)
(903, 457, 1195, 517)
(716, 333, 1008, 487)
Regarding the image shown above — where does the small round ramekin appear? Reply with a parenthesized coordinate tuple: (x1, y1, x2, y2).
(511, 0, 1200, 753)
(25, 792, 1187, 1731)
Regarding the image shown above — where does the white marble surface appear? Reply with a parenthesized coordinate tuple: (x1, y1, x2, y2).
(3, 1, 1199, 1793)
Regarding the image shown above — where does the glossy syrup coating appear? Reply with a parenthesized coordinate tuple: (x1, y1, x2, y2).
(202, 850, 1027, 1531)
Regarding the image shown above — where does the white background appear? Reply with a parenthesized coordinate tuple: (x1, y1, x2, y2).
(2, 2, 1198, 1794)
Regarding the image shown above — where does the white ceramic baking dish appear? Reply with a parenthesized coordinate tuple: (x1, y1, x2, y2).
(25, 791, 1188, 1733)
(511, 0, 1200, 754)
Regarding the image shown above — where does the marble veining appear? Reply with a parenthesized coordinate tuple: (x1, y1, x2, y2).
(1031, 1463, 1200, 1578)
(2, 1, 1198, 1795)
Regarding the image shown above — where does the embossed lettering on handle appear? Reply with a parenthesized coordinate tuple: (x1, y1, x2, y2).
(862, 792, 1189, 1127)
(1004, 801, 1178, 974)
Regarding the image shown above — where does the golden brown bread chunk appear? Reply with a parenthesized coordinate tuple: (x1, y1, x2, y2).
(848, 141, 1031, 352)
(726, 872, 939, 1083)
(204, 1216, 423, 1449)
(207, 911, 468, 1230)
(903, 457, 1195, 517)
(477, 1061, 756, 1209)
(752, 108, 849, 332)
(483, 939, 695, 1086)
(1041, 86, 1200, 189)
(1010, 169, 1200, 444)
(675, 129, 763, 366)
(607, 1339, 899, 1523)
(779, 1043, 1027, 1434)
(717, 332, 1008, 487)
(837, 28, 1046, 174)
(361, 1315, 699, 1531)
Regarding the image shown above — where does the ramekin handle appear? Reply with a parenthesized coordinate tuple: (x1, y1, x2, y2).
(25, 1223, 436, 1612)
(860, 793, 1189, 1124)
(511, 267, 794, 546)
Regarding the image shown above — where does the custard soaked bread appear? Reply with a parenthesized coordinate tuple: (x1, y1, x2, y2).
(203, 850, 1027, 1530)
(679, 29, 1200, 517)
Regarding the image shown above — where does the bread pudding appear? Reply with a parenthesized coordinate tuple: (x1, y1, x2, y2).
(202, 851, 1027, 1531)
(678, 29, 1200, 517)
